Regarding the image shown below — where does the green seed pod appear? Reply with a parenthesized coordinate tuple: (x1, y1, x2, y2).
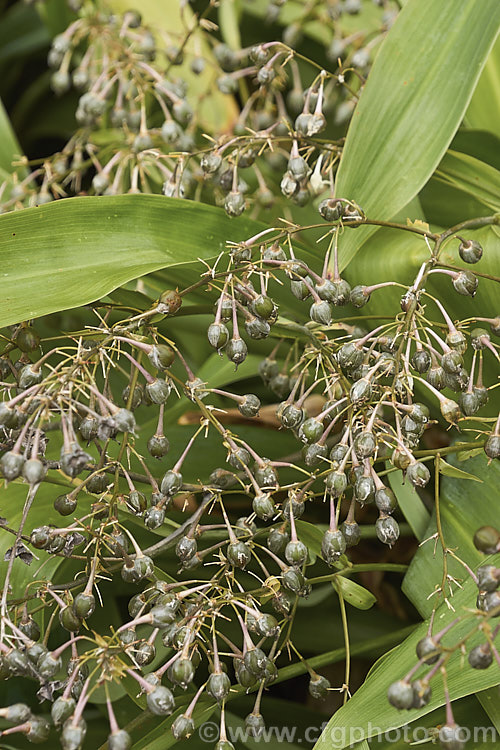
(22, 458, 46, 485)
(73, 593, 95, 620)
(350, 285, 370, 308)
(350, 377, 372, 403)
(144, 506, 166, 530)
(426, 364, 446, 390)
(298, 417, 324, 444)
(86, 473, 109, 494)
(51, 697, 75, 727)
(1, 451, 25, 481)
(338, 341, 364, 371)
(226, 338, 248, 366)
(37, 651, 62, 678)
(249, 295, 276, 320)
(341, 521, 361, 547)
(484, 435, 500, 459)
(175, 535, 197, 562)
(54, 494, 77, 516)
(2, 702, 32, 723)
(20, 617, 40, 642)
(26, 716, 51, 744)
(278, 402, 305, 429)
(207, 671, 231, 704)
(145, 378, 171, 405)
(254, 461, 278, 488)
(441, 350, 463, 374)
(30, 525, 51, 549)
(227, 447, 251, 469)
(285, 540, 308, 566)
(303, 442, 328, 467)
(147, 433, 170, 458)
(376, 516, 400, 546)
(59, 606, 82, 633)
(160, 470, 183, 495)
(209, 468, 237, 489)
(259, 357, 280, 383)
(16, 327, 40, 353)
(79, 415, 98, 441)
(208, 322, 230, 352)
(269, 373, 290, 398)
(128, 490, 147, 515)
(310, 300, 332, 325)
(392, 449, 412, 471)
(411, 349, 431, 373)
(227, 541, 252, 569)
(171, 714, 195, 740)
(325, 470, 347, 498)
(147, 686, 175, 716)
(309, 674, 331, 700)
(290, 277, 312, 300)
(411, 678, 431, 708)
(238, 394, 261, 418)
(235, 660, 257, 688)
(169, 657, 195, 689)
(135, 641, 156, 666)
(375, 486, 397, 513)
(406, 461, 430, 488)
(459, 239, 482, 263)
(387, 680, 414, 710)
(108, 729, 132, 750)
(484, 590, 500, 614)
(282, 566, 306, 593)
(330, 279, 352, 306)
(245, 711, 265, 738)
(318, 198, 343, 221)
(477, 564, 500, 591)
(0, 402, 14, 426)
(253, 493, 275, 521)
(458, 391, 480, 416)
(321, 529, 346, 566)
(474, 385, 489, 407)
(267, 527, 289, 554)
(453, 270, 478, 296)
(440, 398, 461, 424)
(354, 431, 377, 458)
(201, 152, 222, 173)
(60, 442, 92, 478)
(225, 190, 246, 217)
(446, 329, 468, 353)
(121, 556, 154, 583)
(416, 635, 440, 664)
(468, 643, 492, 669)
(438, 724, 467, 750)
(18, 364, 43, 389)
(244, 647, 267, 677)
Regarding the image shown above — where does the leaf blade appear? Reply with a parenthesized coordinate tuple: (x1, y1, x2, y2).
(336, 0, 500, 269)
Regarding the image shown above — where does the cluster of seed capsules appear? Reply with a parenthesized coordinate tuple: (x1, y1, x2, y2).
(1, 0, 397, 217)
(386, 552, 500, 750)
(0, 196, 499, 746)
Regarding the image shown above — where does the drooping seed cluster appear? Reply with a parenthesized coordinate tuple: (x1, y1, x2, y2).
(0, 201, 498, 747)
(0, 0, 398, 218)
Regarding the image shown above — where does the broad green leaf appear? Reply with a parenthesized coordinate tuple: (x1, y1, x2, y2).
(219, 0, 242, 50)
(436, 151, 500, 211)
(0, 98, 24, 177)
(335, 0, 500, 269)
(0, 195, 266, 328)
(465, 35, 500, 134)
(315, 553, 500, 749)
(451, 128, 500, 171)
(477, 687, 500, 734)
(403, 453, 500, 617)
(387, 468, 430, 541)
(438, 458, 482, 483)
(334, 577, 376, 610)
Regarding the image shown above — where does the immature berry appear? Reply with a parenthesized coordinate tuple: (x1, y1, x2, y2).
(376, 516, 400, 546)
(468, 643, 492, 669)
(438, 724, 466, 750)
(387, 680, 414, 709)
(416, 636, 440, 664)
(459, 239, 482, 263)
